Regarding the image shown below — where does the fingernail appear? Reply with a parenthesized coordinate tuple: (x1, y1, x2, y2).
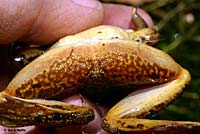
(137, 8, 154, 28)
(72, 0, 101, 10)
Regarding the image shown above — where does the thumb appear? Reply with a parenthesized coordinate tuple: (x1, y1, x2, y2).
(0, 0, 103, 44)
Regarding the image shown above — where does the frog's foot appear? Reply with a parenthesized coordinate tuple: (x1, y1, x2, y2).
(103, 68, 200, 133)
(103, 118, 200, 134)
(0, 93, 94, 127)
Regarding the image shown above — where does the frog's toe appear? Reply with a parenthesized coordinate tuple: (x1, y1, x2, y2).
(0, 93, 94, 127)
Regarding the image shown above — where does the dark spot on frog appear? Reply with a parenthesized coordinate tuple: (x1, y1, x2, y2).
(23, 90, 33, 98)
(37, 88, 59, 99)
(102, 43, 105, 46)
(34, 113, 42, 123)
(15, 90, 22, 97)
(32, 84, 42, 88)
(81, 111, 95, 125)
(149, 73, 160, 80)
(97, 31, 102, 33)
(68, 112, 78, 120)
(137, 124, 144, 129)
(125, 124, 144, 129)
(111, 36, 119, 39)
(126, 125, 137, 129)
(52, 113, 64, 120)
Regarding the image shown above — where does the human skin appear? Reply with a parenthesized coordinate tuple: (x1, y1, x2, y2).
(0, 0, 153, 133)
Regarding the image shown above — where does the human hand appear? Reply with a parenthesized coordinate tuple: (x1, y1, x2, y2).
(0, 0, 153, 133)
(0, 0, 153, 45)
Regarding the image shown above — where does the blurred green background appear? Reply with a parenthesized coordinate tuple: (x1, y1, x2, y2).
(141, 0, 200, 121)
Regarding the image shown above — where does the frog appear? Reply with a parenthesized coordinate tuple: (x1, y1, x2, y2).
(0, 25, 200, 133)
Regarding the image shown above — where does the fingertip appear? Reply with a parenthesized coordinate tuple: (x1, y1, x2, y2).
(102, 3, 154, 29)
(136, 8, 154, 28)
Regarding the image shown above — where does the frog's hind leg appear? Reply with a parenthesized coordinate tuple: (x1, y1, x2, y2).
(103, 68, 200, 133)
(0, 92, 94, 127)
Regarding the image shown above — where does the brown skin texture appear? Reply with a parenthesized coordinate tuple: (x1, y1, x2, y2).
(0, 0, 153, 133)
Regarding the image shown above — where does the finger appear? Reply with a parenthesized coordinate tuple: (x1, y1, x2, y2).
(102, 3, 153, 29)
(0, 0, 103, 45)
